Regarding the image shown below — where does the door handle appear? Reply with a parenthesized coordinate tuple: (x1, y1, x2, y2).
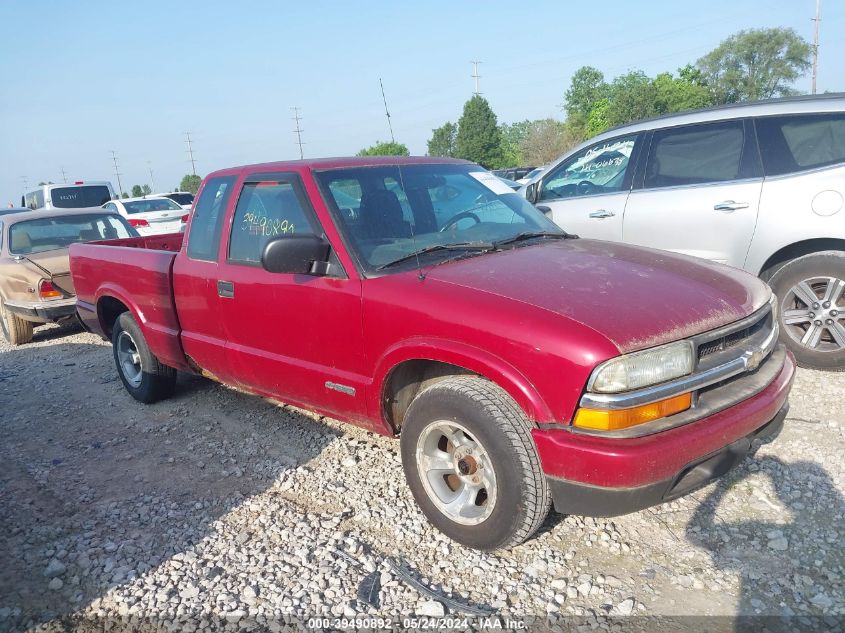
(589, 209, 615, 219)
(713, 200, 749, 212)
(217, 280, 234, 298)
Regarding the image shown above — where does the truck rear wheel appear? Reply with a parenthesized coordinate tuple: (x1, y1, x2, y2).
(400, 376, 550, 550)
(112, 312, 177, 403)
(0, 300, 34, 345)
(768, 251, 845, 371)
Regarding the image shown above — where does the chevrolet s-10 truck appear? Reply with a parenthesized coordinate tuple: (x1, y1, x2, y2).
(69, 157, 794, 550)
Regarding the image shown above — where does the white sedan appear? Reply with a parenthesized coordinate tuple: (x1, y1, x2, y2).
(102, 197, 187, 236)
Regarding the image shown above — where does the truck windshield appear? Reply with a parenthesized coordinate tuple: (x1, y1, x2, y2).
(315, 164, 561, 272)
(50, 186, 113, 208)
(9, 214, 134, 255)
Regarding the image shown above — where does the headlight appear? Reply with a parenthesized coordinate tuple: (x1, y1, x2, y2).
(588, 340, 694, 393)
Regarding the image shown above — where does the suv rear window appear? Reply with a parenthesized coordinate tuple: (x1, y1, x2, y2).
(756, 113, 845, 176)
(50, 186, 112, 208)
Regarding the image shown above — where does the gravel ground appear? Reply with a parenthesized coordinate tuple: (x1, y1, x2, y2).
(0, 322, 843, 632)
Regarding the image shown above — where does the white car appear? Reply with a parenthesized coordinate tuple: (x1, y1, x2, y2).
(102, 197, 187, 236)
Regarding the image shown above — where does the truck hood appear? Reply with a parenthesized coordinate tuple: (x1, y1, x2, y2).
(424, 239, 770, 353)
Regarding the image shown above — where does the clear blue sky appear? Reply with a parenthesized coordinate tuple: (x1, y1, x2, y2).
(1, 0, 842, 202)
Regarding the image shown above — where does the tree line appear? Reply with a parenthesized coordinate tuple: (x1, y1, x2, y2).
(358, 27, 814, 169)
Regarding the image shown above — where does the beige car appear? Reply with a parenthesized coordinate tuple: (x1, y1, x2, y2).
(0, 209, 136, 344)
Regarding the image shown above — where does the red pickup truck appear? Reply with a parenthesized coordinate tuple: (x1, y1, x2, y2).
(70, 157, 794, 550)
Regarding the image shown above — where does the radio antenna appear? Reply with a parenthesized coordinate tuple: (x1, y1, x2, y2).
(379, 78, 395, 143)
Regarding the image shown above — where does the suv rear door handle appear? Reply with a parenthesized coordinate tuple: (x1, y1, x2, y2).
(217, 280, 234, 298)
(589, 209, 615, 219)
(713, 200, 749, 212)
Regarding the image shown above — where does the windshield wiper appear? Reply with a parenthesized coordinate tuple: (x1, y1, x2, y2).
(376, 242, 494, 270)
(492, 231, 575, 248)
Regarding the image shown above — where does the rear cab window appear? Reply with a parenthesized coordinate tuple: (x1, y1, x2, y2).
(755, 113, 845, 176)
(186, 176, 237, 261)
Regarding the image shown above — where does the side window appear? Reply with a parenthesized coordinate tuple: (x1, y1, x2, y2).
(103, 202, 116, 212)
(187, 176, 236, 261)
(756, 113, 845, 176)
(228, 180, 319, 265)
(540, 135, 637, 201)
(644, 121, 746, 189)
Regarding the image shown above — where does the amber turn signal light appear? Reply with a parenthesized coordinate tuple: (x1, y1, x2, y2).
(573, 392, 692, 431)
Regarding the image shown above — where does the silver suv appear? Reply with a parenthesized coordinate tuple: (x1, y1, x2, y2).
(524, 94, 845, 370)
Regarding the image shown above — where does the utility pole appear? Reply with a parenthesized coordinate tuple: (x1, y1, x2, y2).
(60, 167, 68, 184)
(379, 78, 395, 143)
(110, 150, 123, 196)
(811, 0, 821, 94)
(291, 107, 305, 159)
(471, 61, 482, 96)
(185, 132, 197, 176)
(21, 176, 28, 193)
(148, 161, 156, 192)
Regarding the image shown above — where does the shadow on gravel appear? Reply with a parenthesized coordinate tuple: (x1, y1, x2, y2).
(0, 340, 340, 631)
(31, 319, 85, 344)
(688, 451, 844, 631)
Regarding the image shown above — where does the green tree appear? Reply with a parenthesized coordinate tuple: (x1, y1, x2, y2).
(142, 184, 152, 195)
(606, 70, 658, 128)
(696, 27, 811, 103)
(356, 141, 410, 156)
(121, 192, 129, 199)
(564, 66, 608, 120)
(520, 119, 577, 166)
(426, 122, 457, 157)
(131, 184, 143, 197)
(653, 72, 713, 115)
(454, 95, 504, 169)
(499, 120, 533, 167)
(180, 174, 202, 194)
(585, 98, 611, 137)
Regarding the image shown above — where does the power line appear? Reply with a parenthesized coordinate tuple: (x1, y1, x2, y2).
(471, 60, 482, 96)
(379, 78, 395, 143)
(148, 161, 156, 192)
(185, 132, 197, 176)
(811, 0, 821, 95)
(110, 150, 123, 195)
(291, 107, 305, 159)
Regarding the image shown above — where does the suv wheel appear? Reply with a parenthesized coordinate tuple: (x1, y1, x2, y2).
(768, 251, 845, 371)
(112, 312, 177, 402)
(0, 300, 34, 345)
(400, 376, 550, 550)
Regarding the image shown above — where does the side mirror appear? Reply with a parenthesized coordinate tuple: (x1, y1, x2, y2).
(525, 182, 539, 204)
(261, 234, 331, 275)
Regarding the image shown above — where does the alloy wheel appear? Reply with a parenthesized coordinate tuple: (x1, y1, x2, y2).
(781, 276, 845, 352)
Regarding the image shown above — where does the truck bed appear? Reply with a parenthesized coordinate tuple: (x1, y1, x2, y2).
(68, 234, 189, 371)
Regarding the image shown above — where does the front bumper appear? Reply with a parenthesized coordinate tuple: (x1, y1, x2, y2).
(4, 297, 77, 322)
(532, 347, 795, 517)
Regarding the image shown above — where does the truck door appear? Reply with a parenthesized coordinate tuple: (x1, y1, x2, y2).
(216, 172, 367, 421)
(622, 119, 763, 267)
(172, 174, 239, 382)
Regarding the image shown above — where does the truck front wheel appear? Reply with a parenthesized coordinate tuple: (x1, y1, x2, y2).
(400, 376, 550, 550)
(112, 312, 177, 403)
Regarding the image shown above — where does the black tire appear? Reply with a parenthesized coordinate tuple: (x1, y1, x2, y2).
(768, 250, 845, 371)
(400, 376, 550, 550)
(112, 312, 177, 403)
(0, 299, 34, 345)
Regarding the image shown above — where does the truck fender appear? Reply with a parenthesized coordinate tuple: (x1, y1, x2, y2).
(372, 337, 554, 429)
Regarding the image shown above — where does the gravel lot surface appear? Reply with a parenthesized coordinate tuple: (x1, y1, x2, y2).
(1, 323, 843, 631)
